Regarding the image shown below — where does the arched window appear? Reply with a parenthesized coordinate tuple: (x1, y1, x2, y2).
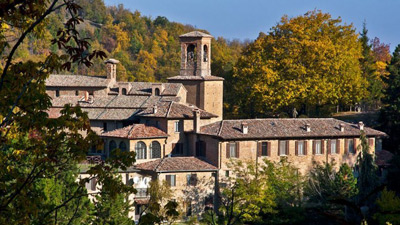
(187, 44, 196, 62)
(122, 88, 127, 95)
(154, 88, 160, 96)
(135, 141, 147, 159)
(109, 140, 117, 155)
(119, 141, 127, 152)
(150, 141, 161, 159)
(203, 45, 208, 62)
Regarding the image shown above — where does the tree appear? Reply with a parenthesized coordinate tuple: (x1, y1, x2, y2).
(380, 45, 400, 153)
(0, 1, 135, 223)
(230, 10, 366, 118)
(138, 180, 179, 225)
(213, 158, 304, 225)
(92, 192, 134, 225)
(306, 161, 358, 222)
(373, 188, 400, 225)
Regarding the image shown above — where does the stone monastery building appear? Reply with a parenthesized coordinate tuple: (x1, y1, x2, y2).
(45, 31, 386, 220)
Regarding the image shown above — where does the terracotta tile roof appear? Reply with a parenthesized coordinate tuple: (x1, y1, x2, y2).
(200, 118, 387, 140)
(375, 150, 394, 167)
(47, 107, 138, 120)
(127, 82, 184, 96)
(167, 75, 224, 81)
(100, 124, 168, 139)
(179, 31, 213, 38)
(136, 101, 218, 119)
(135, 157, 217, 172)
(46, 75, 110, 87)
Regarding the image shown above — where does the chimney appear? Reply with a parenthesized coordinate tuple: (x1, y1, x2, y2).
(340, 123, 345, 132)
(193, 109, 201, 133)
(84, 91, 89, 101)
(105, 58, 119, 82)
(305, 123, 311, 132)
(358, 121, 364, 131)
(153, 105, 158, 114)
(241, 122, 248, 134)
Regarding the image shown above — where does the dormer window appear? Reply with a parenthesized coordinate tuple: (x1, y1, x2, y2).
(122, 88, 127, 95)
(154, 88, 160, 96)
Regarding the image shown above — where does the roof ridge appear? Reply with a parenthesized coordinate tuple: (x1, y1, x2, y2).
(217, 120, 224, 136)
(221, 118, 335, 122)
(127, 124, 138, 138)
(154, 157, 165, 172)
(166, 101, 174, 118)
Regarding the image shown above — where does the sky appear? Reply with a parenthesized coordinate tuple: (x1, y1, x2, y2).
(104, 0, 400, 52)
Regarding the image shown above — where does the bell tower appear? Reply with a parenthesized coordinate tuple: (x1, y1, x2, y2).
(179, 31, 212, 77)
(168, 31, 224, 121)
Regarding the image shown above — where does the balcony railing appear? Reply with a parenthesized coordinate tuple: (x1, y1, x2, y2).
(82, 155, 103, 164)
(135, 188, 149, 198)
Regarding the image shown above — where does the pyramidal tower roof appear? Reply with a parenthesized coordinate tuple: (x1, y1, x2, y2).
(179, 31, 213, 38)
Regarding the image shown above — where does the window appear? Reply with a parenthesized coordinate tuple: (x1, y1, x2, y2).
(103, 122, 107, 132)
(55, 89, 60, 97)
(314, 140, 322, 155)
(261, 142, 269, 156)
(187, 174, 198, 186)
(174, 121, 181, 132)
(150, 141, 161, 159)
(154, 88, 160, 96)
(203, 45, 208, 62)
(75, 90, 79, 96)
(196, 141, 206, 157)
(330, 140, 337, 154)
(227, 142, 238, 158)
(296, 141, 305, 155)
(85, 177, 97, 191)
(347, 139, 355, 154)
(166, 175, 176, 187)
(119, 141, 127, 152)
(187, 44, 196, 62)
(225, 170, 229, 177)
(109, 140, 117, 152)
(122, 88, 127, 95)
(173, 143, 184, 155)
(279, 140, 288, 156)
(135, 141, 147, 159)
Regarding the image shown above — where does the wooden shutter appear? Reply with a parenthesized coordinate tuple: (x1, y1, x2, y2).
(166, 175, 171, 186)
(192, 174, 198, 186)
(304, 141, 308, 155)
(295, 141, 298, 156)
(267, 142, 271, 156)
(226, 143, 230, 158)
(321, 140, 325, 154)
(353, 138, 357, 152)
(368, 138, 374, 147)
(312, 141, 316, 155)
(345, 139, 348, 154)
(327, 140, 331, 154)
(236, 142, 240, 158)
(278, 141, 281, 156)
(285, 141, 289, 155)
(257, 142, 261, 157)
